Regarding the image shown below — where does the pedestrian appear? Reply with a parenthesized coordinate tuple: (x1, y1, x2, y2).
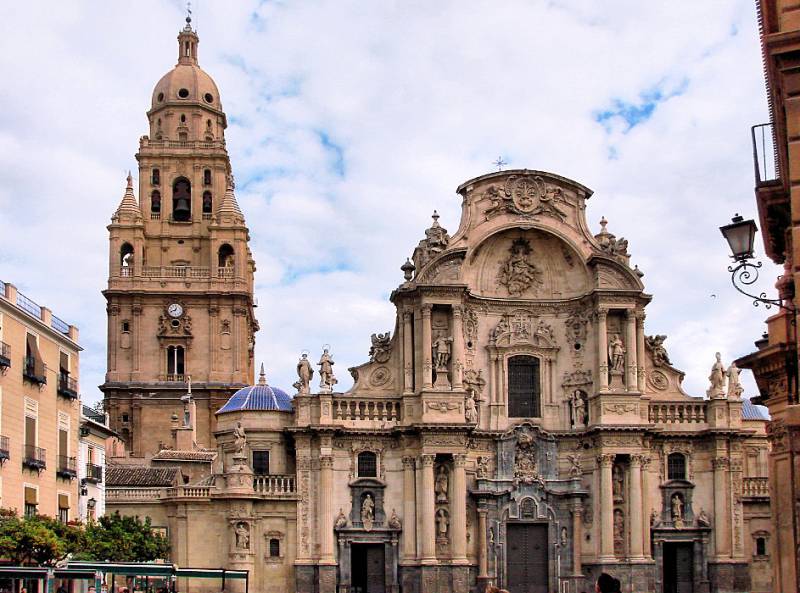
(595, 572, 618, 593)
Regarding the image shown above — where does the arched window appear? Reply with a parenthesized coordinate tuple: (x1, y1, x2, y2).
(204, 169, 212, 185)
(507, 355, 541, 417)
(166, 345, 185, 378)
(151, 190, 161, 213)
(202, 191, 213, 213)
(218, 244, 235, 269)
(151, 168, 160, 185)
(120, 243, 134, 267)
(358, 451, 377, 478)
(172, 178, 191, 221)
(269, 538, 280, 557)
(667, 453, 686, 481)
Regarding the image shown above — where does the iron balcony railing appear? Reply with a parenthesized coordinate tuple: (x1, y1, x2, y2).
(23, 445, 46, 471)
(23, 357, 47, 385)
(0, 342, 9, 369)
(85, 463, 103, 483)
(51, 316, 70, 335)
(0, 436, 10, 461)
(82, 405, 107, 425)
(16, 291, 42, 319)
(57, 455, 77, 479)
(752, 122, 780, 186)
(57, 373, 78, 399)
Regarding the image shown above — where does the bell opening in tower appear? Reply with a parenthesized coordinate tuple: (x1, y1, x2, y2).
(172, 177, 192, 222)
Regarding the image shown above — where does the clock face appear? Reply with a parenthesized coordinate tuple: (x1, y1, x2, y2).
(167, 303, 183, 318)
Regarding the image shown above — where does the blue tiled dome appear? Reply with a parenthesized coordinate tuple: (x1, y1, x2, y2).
(217, 366, 293, 414)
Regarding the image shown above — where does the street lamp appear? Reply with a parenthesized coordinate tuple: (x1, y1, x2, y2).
(719, 213, 793, 312)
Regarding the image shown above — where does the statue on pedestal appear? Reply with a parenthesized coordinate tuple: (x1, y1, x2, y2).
(671, 494, 684, 528)
(435, 466, 449, 502)
(727, 361, 743, 399)
(293, 352, 313, 394)
(432, 335, 453, 371)
(608, 334, 626, 373)
(318, 348, 338, 391)
(233, 422, 247, 456)
(235, 522, 250, 550)
(436, 508, 449, 540)
(465, 391, 478, 423)
(361, 494, 375, 531)
(707, 352, 726, 398)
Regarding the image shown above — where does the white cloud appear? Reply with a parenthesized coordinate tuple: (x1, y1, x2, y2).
(0, 0, 774, 401)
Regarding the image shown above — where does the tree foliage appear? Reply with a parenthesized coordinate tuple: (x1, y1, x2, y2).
(0, 510, 168, 565)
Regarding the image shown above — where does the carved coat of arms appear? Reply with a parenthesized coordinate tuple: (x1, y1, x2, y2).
(484, 175, 567, 220)
(514, 431, 540, 484)
(497, 238, 543, 296)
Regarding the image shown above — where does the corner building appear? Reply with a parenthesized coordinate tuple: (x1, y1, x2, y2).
(105, 21, 772, 593)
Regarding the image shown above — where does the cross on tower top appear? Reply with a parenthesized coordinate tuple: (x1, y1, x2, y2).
(493, 156, 508, 171)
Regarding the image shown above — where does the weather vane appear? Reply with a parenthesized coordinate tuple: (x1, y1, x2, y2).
(493, 156, 507, 171)
(186, 1, 192, 23)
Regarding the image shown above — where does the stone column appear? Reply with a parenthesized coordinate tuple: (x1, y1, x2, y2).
(642, 456, 652, 558)
(629, 455, 644, 559)
(625, 310, 638, 391)
(402, 456, 417, 561)
(713, 457, 731, 558)
(477, 507, 489, 579)
(421, 305, 433, 389)
(451, 454, 468, 562)
(451, 306, 464, 389)
(599, 454, 615, 561)
(403, 310, 413, 393)
(635, 312, 646, 392)
(419, 454, 436, 562)
(319, 455, 335, 563)
(571, 501, 583, 575)
(596, 309, 609, 391)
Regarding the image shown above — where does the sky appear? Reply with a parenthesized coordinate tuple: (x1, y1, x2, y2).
(0, 0, 777, 405)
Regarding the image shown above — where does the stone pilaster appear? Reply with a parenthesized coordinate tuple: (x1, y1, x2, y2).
(451, 454, 468, 562)
(451, 306, 464, 389)
(402, 456, 417, 561)
(629, 454, 644, 560)
(418, 454, 436, 562)
(319, 455, 335, 563)
(713, 457, 731, 558)
(642, 455, 652, 558)
(596, 309, 609, 391)
(403, 310, 413, 393)
(635, 311, 646, 392)
(477, 507, 489, 580)
(421, 305, 433, 389)
(598, 453, 615, 561)
(625, 309, 638, 391)
(571, 500, 583, 575)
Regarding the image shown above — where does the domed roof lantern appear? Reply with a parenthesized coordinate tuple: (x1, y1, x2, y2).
(177, 7, 199, 66)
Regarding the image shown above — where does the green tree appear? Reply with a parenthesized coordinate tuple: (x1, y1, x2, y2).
(0, 512, 65, 565)
(83, 512, 169, 562)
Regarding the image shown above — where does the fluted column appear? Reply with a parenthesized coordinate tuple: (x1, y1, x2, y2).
(419, 454, 436, 562)
(596, 310, 609, 391)
(451, 306, 464, 389)
(571, 501, 583, 575)
(421, 305, 433, 389)
(625, 310, 638, 390)
(403, 310, 413, 393)
(635, 312, 646, 392)
(629, 455, 644, 559)
(402, 456, 417, 561)
(477, 507, 489, 578)
(713, 457, 731, 558)
(451, 454, 468, 562)
(319, 455, 335, 563)
(599, 454, 615, 561)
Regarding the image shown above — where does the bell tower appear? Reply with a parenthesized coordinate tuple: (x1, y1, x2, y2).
(101, 16, 258, 458)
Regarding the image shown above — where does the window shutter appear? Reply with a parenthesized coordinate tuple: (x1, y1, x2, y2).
(58, 494, 69, 509)
(25, 487, 37, 505)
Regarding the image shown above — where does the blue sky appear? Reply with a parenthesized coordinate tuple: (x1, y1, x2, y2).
(0, 0, 776, 403)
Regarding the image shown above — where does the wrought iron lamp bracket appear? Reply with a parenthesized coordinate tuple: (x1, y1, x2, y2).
(728, 260, 795, 316)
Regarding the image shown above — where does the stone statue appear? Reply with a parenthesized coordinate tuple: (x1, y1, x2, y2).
(476, 456, 490, 479)
(388, 508, 402, 530)
(465, 391, 478, 423)
(567, 454, 582, 478)
(650, 509, 661, 528)
(334, 508, 348, 529)
(608, 334, 626, 372)
(707, 352, 726, 397)
(436, 508, 449, 539)
(293, 353, 314, 394)
(122, 251, 134, 267)
(497, 238, 543, 296)
(361, 494, 375, 531)
(435, 466, 449, 502)
(613, 510, 625, 557)
(488, 527, 495, 546)
(697, 509, 711, 527)
(463, 368, 486, 399)
(671, 493, 684, 527)
(612, 464, 624, 502)
(235, 522, 249, 549)
(646, 335, 671, 367)
(560, 526, 568, 547)
(727, 361, 743, 399)
(318, 349, 338, 391)
(570, 390, 587, 427)
(369, 332, 392, 363)
(233, 422, 247, 455)
(432, 335, 453, 370)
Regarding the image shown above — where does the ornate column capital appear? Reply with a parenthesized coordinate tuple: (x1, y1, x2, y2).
(635, 310, 646, 326)
(625, 308, 636, 320)
(453, 453, 467, 468)
(320, 455, 334, 469)
(596, 308, 608, 321)
(419, 453, 436, 467)
(402, 456, 416, 469)
(597, 453, 615, 467)
(630, 453, 643, 467)
(402, 309, 413, 321)
(712, 457, 730, 470)
(421, 304, 433, 316)
(452, 304, 463, 317)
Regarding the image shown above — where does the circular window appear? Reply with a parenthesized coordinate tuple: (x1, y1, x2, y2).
(171, 319, 180, 329)
(204, 93, 214, 103)
(157, 92, 164, 102)
(178, 88, 190, 99)
(177, 239, 185, 245)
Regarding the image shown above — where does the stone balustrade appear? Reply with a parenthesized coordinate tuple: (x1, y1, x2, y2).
(333, 397, 402, 423)
(648, 402, 708, 424)
(742, 476, 769, 498)
(165, 486, 212, 498)
(253, 474, 296, 495)
(106, 488, 163, 501)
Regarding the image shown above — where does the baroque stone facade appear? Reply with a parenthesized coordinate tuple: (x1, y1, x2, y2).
(105, 20, 772, 593)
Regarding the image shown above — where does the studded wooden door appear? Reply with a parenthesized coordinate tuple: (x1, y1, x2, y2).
(506, 523, 548, 593)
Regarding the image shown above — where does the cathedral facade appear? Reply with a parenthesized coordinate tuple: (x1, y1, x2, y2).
(104, 20, 772, 593)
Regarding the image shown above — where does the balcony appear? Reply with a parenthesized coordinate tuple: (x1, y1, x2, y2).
(0, 342, 9, 370)
(85, 463, 103, 483)
(743, 476, 769, 499)
(57, 373, 79, 399)
(22, 357, 47, 385)
(253, 475, 296, 496)
(57, 455, 77, 479)
(164, 374, 186, 383)
(752, 123, 780, 186)
(23, 445, 46, 471)
(0, 436, 10, 462)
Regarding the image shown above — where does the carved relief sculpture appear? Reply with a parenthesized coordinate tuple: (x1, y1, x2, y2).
(697, 508, 711, 527)
(645, 334, 671, 367)
(514, 430, 540, 484)
(476, 455, 491, 479)
(413, 211, 450, 268)
(369, 332, 392, 363)
(567, 454, 582, 478)
(293, 352, 314, 394)
(361, 494, 375, 531)
(497, 238, 543, 296)
(318, 348, 338, 392)
(435, 466, 449, 502)
(334, 508, 348, 529)
(463, 368, 486, 399)
(388, 508, 402, 530)
(484, 174, 567, 220)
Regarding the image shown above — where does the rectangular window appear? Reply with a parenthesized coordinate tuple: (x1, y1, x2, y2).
(152, 168, 160, 185)
(508, 356, 541, 418)
(59, 351, 69, 376)
(167, 346, 185, 376)
(24, 486, 37, 518)
(25, 333, 44, 379)
(269, 538, 280, 557)
(25, 415, 36, 447)
(58, 494, 69, 524)
(253, 450, 269, 475)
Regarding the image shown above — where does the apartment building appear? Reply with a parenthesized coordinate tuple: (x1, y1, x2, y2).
(0, 279, 81, 520)
(78, 404, 115, 521)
